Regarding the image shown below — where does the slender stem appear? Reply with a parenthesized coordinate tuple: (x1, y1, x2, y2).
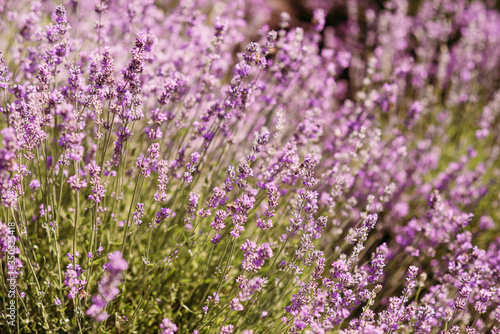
(73, 188, 79, 267)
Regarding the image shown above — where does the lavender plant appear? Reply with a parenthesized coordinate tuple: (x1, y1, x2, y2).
(0, 0, 500, 333)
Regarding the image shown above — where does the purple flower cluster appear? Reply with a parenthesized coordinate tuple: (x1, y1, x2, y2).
(0, 221, 11, 258)
(160, 317, 178, 334)
(1, 0, 500, 332)
(240, 240, 273, 272)
(64, 263, 86, 300)
(86, 251, 128, 322)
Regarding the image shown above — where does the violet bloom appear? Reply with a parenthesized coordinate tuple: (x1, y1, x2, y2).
(221, 324, 234, 334)
(64, 264, 86, 299)
(160, 318, 177, 334)
(154, 160, 170, 202)
(241, 240, 273, 272)
(29, 179, 40, 191)
(136, 143, 160, 178)
(67, 175, 87, 191)
(86, 251, 128, 322)
(133, 202, 144, 226)
(0, 221, 11, 259)
(86, 162, 105, 203)
(0, 127, 21, 207)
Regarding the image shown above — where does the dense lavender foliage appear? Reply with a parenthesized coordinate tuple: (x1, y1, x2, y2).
(0, 0, 500, 333)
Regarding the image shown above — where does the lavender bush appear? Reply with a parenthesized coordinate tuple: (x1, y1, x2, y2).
(0, 0, 500, 333)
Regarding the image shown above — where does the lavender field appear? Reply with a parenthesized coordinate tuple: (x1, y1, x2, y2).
(1, 0, 500, 333)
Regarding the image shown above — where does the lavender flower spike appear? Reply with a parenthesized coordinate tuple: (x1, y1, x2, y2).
(86, 251, 128, 322)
